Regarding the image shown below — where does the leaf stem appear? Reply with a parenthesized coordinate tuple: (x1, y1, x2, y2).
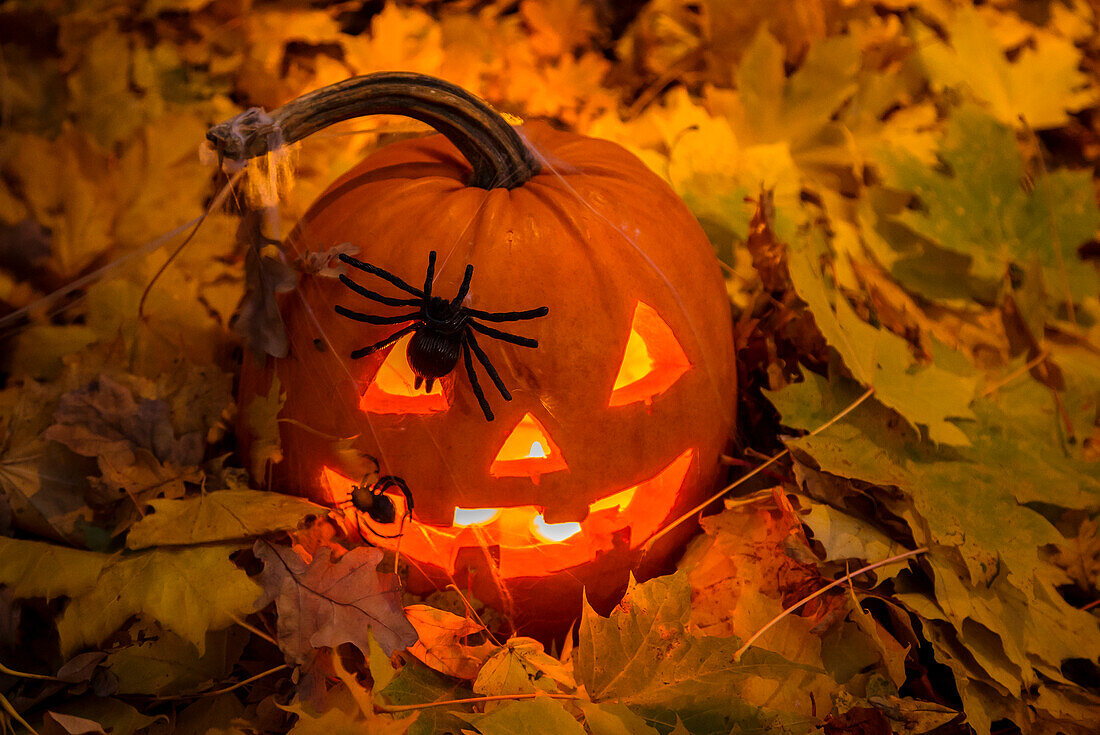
(231, 615, 279, 647)
(732, 547, 928, 661)
(137, 170, 242, 324)
(980, 349, 1049, 397)
(0, 691, 40, 735)
(377, 691, 581, 713)
(0, 662, 60, 682)
(151, 663, 290, 701)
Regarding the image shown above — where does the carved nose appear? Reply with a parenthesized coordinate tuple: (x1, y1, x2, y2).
(489, 413, 567, 482)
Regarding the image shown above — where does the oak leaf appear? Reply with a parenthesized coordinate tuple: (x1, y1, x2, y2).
(253, 541, 417, 662)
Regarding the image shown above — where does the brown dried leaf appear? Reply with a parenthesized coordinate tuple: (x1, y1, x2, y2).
(42, 712, 107, 735)
(232, 245, 298, 360)
(43, 374, 204, 505)
(253, 540, 417, 663)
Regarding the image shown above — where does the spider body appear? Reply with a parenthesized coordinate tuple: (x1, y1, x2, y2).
(335, 250, 548, 420)
(405, 296, 468, 387)
(343, 474, 414, 539)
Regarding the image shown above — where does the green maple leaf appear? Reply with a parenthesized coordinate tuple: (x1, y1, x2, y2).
(876, 105, 1100, 304)
(579, 702, 660, 735)
(728, 27, 859, 153)
(105, 623, 244, 696)
(788, 246, 977, 446)
(576, 573, 820, 735)
(767, 366, 1100, 730)
(458, 695, 586, 735)
(913, 6, 1098, 130)
(378, 663, 474, 735)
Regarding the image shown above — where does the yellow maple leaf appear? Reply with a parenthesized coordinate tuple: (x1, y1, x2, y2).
(914, 5, 1099, 130)
(520, 0, 600, 59)
(342, 4, 444, 78)
(0, 127, 116, 278)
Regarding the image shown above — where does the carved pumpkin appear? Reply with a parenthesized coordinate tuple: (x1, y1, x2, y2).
(224, 74, 736, 634)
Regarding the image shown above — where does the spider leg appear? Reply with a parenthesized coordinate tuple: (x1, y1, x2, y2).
(339, 253, 425, 297)
(469, 320, 539, 348)
(462, 339, 495, 421)
(335, 306, 421, 325)
(378, 476, 414, 511)
(339, 274, 421, 307)
(350, 323, 417, 359)
(450, 264, 474, 308)
(424, 251, 436, 299)
(465, 306, 549, 322)
(467, 331, 511, 401)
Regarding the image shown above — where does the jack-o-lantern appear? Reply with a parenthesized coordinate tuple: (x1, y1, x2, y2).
(224, 73, 735, 634)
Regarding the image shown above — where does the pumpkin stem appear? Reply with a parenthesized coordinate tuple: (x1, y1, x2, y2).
(207, 72, 541, 190)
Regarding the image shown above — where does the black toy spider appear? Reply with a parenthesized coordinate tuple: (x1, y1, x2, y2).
(337, 473, 415, 540)
(335, 250, 549, 421)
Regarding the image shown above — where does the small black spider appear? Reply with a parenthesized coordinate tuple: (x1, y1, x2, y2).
(335, 250, 548, 421)
(338, 474, 414, 540)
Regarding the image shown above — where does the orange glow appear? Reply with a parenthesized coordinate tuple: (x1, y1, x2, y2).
(360, 334, 449, 414)
(588, 486, 636, 513)
(489, 413, 567, 480)
(608, 302, 691, 407)
(321, 448, 695, 578)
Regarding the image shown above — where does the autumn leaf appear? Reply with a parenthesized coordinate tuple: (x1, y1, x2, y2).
(282, 699, 413, 735)
(768, 369, 1100, 733)
(579, 702, 661, 735)
(0, 128, 116, 278)
(404, 604, 497, 680)
(232, 245, 299, 360)
(126, 490, 326, 549)
(242, 371, 285, 481)
(677, 494, 844, 718)
(912, 6, 1098, 130)
(875, 105, 1100, 304)
(378, 660, 475, 735)
(56, 544, 262, 655)
(43, 374, 206, 504)
(0, 536, 107, 600)
(787, 241, 978, 446)
(458, 694, 586, 735)
(576, 572, 822, 734)
(473, 637, 576, 696)
(253, 540, 417, 662)
(105, 623, 247, 696)
(42, 711, 107, 735)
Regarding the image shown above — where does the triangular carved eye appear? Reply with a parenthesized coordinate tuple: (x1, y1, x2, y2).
(360, 334, 450, 414)
(489, 413, 567, 480)
(608, 302, 691, 407)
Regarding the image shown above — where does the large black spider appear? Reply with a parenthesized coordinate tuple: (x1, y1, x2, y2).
(335, 250, 549, 421)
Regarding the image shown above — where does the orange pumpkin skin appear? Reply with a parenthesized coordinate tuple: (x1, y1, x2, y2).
(238, 121, 735, 633)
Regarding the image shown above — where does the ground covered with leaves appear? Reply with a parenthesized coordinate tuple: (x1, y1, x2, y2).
(1, 0, 1099, 733)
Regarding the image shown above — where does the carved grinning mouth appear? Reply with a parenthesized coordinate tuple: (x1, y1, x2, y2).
(320, 448, 694, 577)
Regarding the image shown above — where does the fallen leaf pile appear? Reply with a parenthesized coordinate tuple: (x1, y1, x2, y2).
(1, 1, 1099, 734)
